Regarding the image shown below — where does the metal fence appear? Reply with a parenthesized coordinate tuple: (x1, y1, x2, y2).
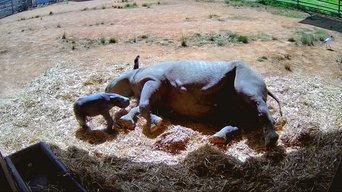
(0, 0, 59, 19)
(277, 0, 342, 17)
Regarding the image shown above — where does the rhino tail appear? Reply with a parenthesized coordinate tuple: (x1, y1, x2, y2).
(267, 90, 283, 116)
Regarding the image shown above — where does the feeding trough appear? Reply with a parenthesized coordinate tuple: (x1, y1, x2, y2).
(0, 142, 86, 192)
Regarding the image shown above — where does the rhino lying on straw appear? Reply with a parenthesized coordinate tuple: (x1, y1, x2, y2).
(106, 60, 282, 148)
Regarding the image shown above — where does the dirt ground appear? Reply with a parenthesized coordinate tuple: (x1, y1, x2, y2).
(0, 0, 341, 191)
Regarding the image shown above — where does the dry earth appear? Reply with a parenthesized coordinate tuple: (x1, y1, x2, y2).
(0, 0, 341, 191)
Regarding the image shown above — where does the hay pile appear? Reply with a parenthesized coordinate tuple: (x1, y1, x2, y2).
(0, 61, 341, 191)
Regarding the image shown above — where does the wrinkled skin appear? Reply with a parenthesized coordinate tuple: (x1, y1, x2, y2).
(105, 60, 282, 148)
(73, 93, 130, 133)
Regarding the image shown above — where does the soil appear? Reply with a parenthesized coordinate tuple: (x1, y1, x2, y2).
(0, 0, 341, 99)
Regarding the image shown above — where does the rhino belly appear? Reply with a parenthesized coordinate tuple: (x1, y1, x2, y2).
(165, 91, 217, 117)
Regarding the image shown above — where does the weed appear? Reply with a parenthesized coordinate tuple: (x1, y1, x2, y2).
(20, 17, 26, 21)
(272, 10, 307, 18)
(102, 5, 106, 9)
(62, 32, 66, 40)
(125, 3, 138, 8)
(140, 35, 149, 39)
(237, 35, 248, 43)
(290, 28, 329, 46)
(209, 14, 219, 19)
(49, 11, 53, 15)
(284, 63, 292, 72)
(257, 56, 268, 62)
(109, 38, 117, 44)
(72, 45, 75, 50)
(181, 36, 188, 47)
(288, 37, 296, 42)
(82, 7, 88, 11)
(100, 37, 106, 45)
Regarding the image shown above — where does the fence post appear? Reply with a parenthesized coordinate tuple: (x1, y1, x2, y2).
(11, 0, 14, 14)
(297, 0, 299, 9)
(339, 0, 341, 17)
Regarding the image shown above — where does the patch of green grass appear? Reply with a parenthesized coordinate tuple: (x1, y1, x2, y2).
(272, 10, 308, 18)
(290, 28, 329, 46)
(187, 31, 251, 47)
(224, 0, 261, 7)
(237, 35, 248, 43)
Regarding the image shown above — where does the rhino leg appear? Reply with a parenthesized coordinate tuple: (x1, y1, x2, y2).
(234, 69, 279, 148)
(102, 111, 114, 133)
(117, 106, 140, 130)
(139, 80, 164, 132)
(209, 126, 239, 144)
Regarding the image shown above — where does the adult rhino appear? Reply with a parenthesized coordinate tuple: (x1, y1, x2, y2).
(105, 60, 282, 148)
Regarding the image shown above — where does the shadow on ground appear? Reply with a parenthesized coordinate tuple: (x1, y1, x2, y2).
(299, 15, 342, 33)
(50, 128, 341, 192)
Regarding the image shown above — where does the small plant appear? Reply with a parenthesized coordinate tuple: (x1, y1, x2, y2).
(109, 38, 117, 44)
(125, 3, 138, 8)
(49, 11, 53, 15)
(62, 32, 66, 40)
(257, 56, 268, 62)
(181, 36, 188, 47)
(102, 5, 106, 9)
(237, 35, 248, 43)
(100, 37, 106, 45)
(288, 37, 295, 42)
(82, 7, 88, 11)
(20, 17, 26, 21)
(72, 45, 75, 50)
(290, 28, 329, 46)
(57, 24, 61, 28)
(284, 63, 292, 72)
(140, 35, 148, 39)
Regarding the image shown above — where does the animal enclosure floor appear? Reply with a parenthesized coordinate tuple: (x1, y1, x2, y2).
(0, 0, 341, 191)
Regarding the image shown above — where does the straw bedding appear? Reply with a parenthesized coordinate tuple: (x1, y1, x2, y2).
(0, 61, 341, 191)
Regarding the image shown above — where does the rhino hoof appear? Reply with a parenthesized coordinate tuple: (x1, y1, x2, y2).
(117, 117, 135, 130)
(208, 136, 226, 144)
(149, 120, 163, 133)
(265, 132, 279, 148)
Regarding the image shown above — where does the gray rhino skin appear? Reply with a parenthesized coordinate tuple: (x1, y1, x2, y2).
(105, 60, 282, 148)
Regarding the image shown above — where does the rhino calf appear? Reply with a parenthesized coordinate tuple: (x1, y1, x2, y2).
(73, 93, 129, 133)
(106, 60, 282, 148)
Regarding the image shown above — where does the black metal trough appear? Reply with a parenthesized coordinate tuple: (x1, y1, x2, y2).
(0, 142, 86, 192)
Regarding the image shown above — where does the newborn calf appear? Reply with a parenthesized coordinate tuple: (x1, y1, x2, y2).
(73, 93, 129, 133)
